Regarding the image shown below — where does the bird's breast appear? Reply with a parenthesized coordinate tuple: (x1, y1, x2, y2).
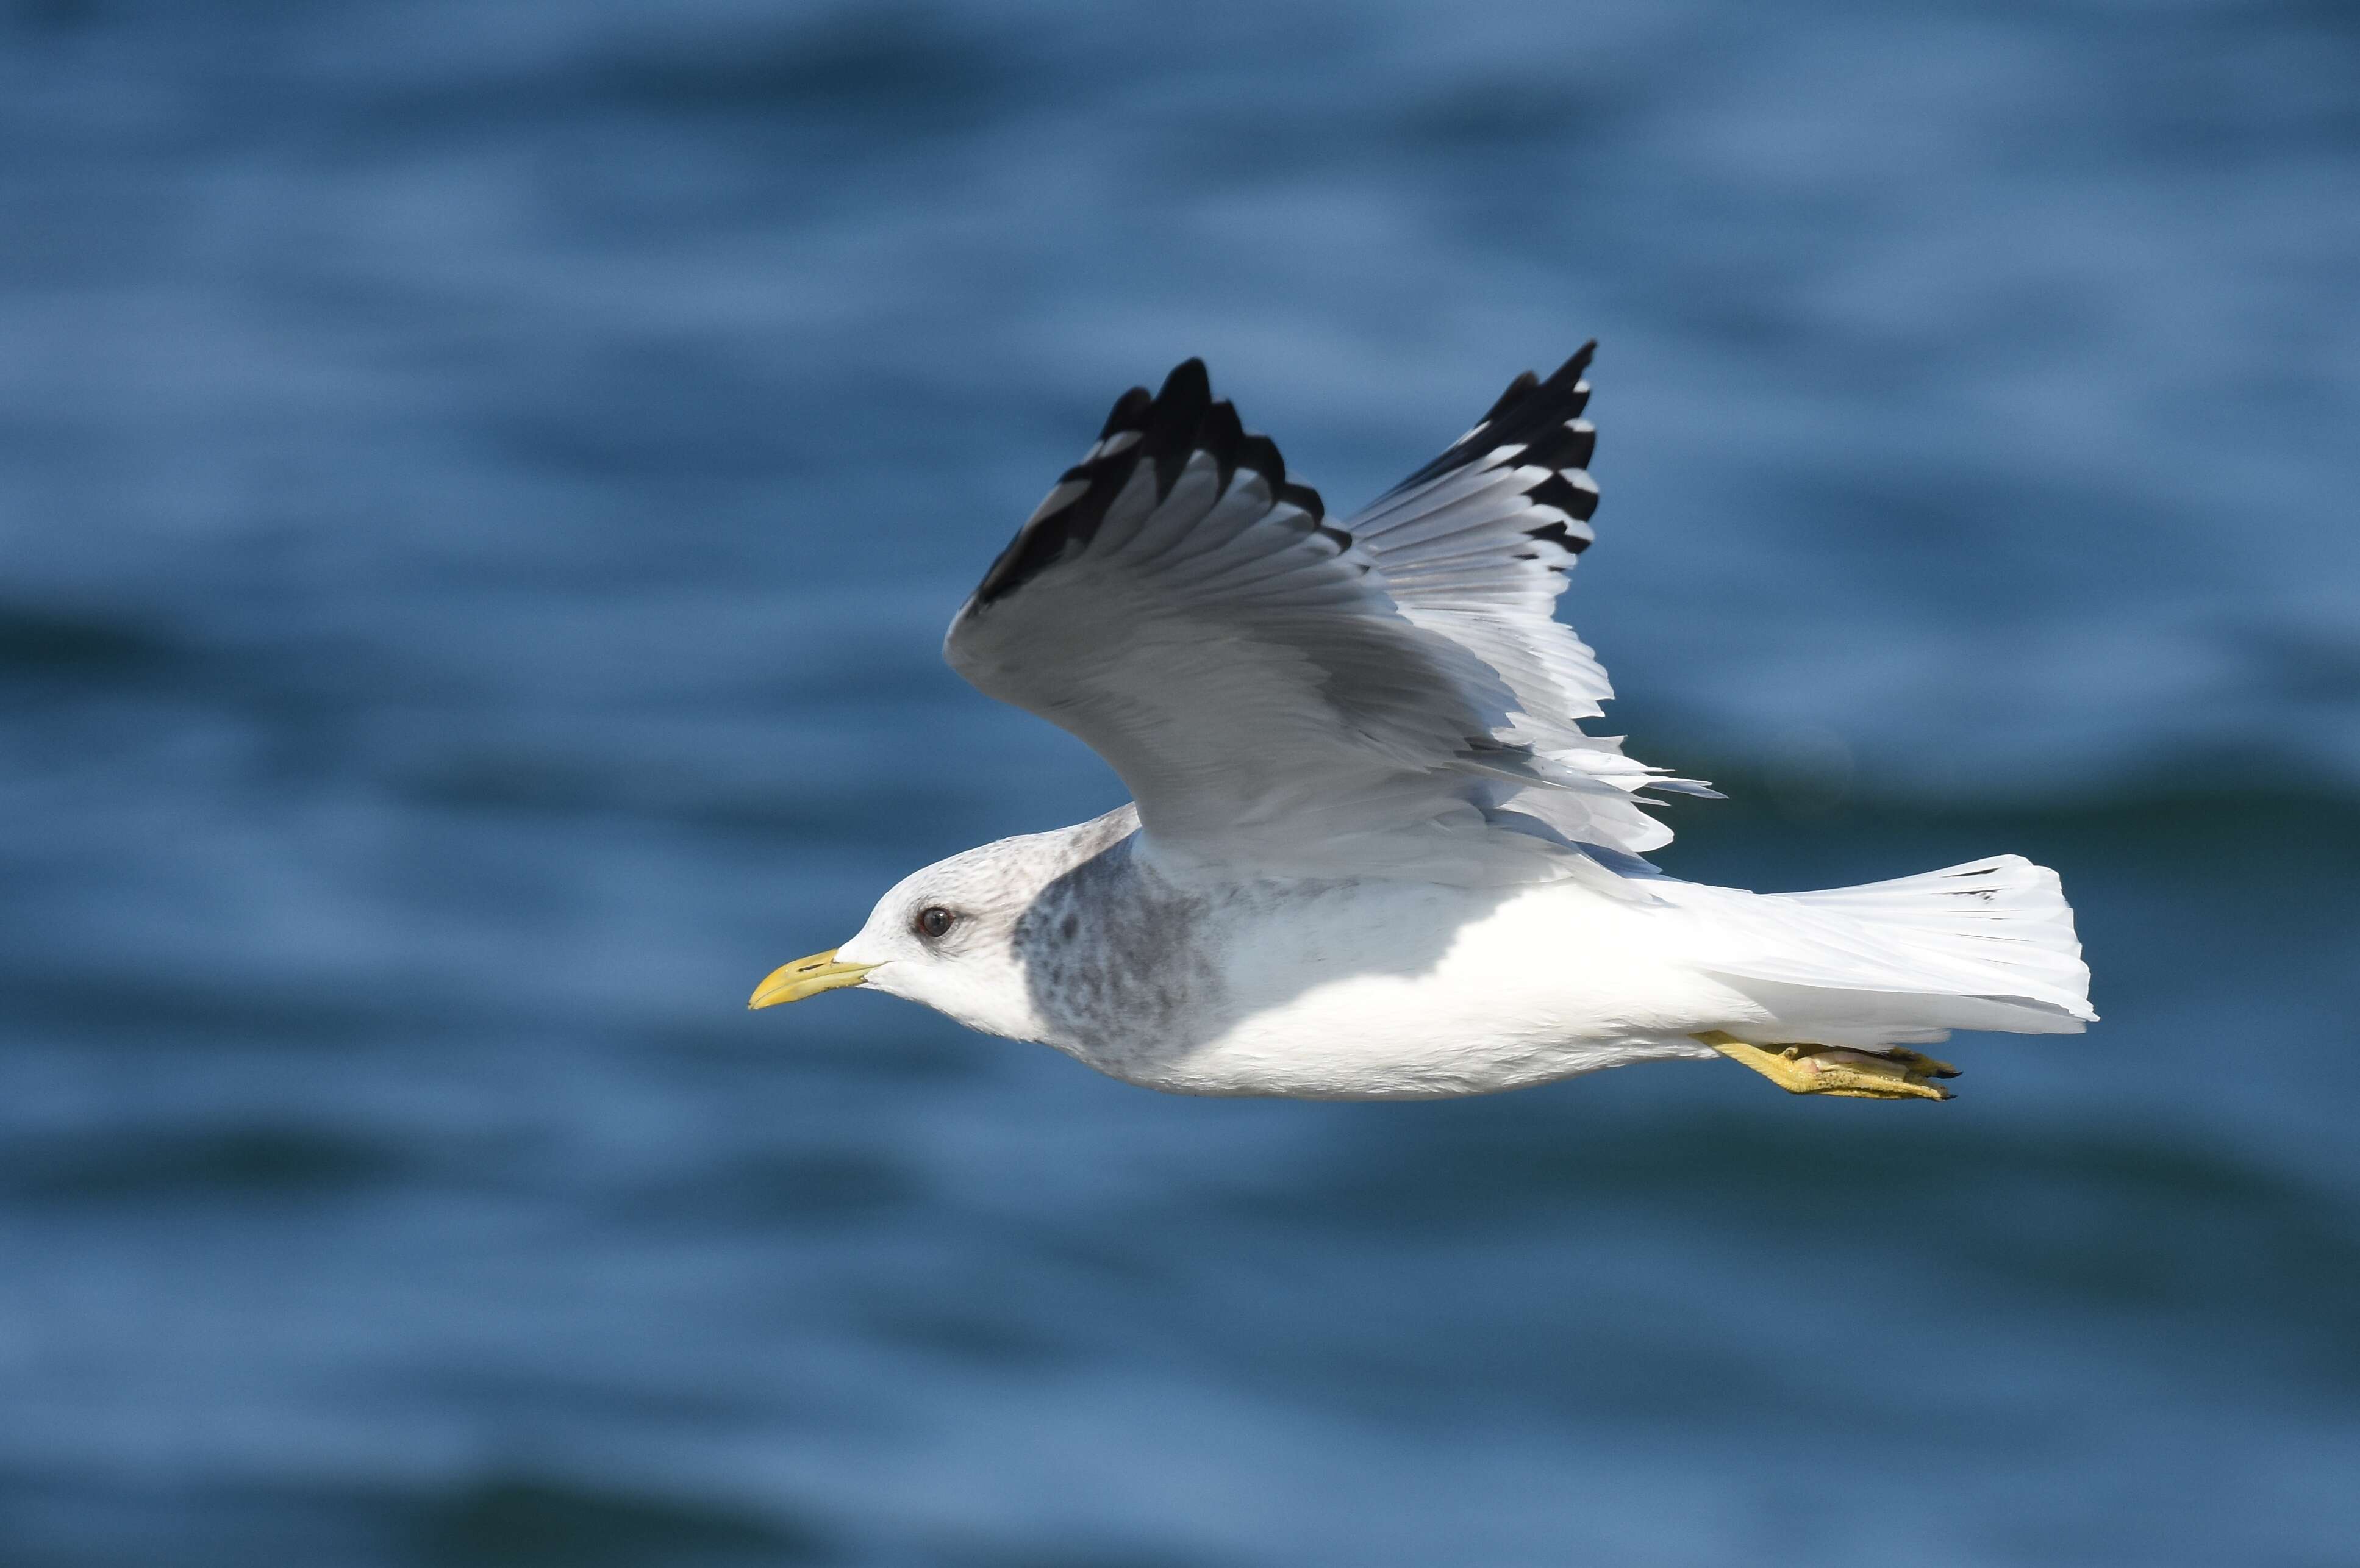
(1039, 877, 1725, 1098)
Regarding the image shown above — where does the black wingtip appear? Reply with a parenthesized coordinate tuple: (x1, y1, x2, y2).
(1159, 358, 1210, 403)
(1486, 340, 1595, 426)
(974, 357, 1329, 608)
(1099, 385, 1152, 439)
(1387, 340, 1602, 495)
(1142, 359, 1214, 499)
(1548, 340, 1597, 387)
(1237, 431, 1286, 489)
(1479, 370, 1540, 426)
(1201, 399, 1245, 493)
(1281, 480, 1326, 521)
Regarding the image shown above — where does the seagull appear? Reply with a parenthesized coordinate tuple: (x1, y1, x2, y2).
(751, 346, 2094, 1101)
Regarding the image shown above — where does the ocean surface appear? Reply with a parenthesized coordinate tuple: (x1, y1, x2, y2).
(4, 2, 2358, 1564)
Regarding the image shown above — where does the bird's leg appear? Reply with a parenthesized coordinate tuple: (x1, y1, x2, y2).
(1693, 1031, 1959, 1101)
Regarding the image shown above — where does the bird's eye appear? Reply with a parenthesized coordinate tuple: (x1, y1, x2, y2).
(914, 906, 957, 939)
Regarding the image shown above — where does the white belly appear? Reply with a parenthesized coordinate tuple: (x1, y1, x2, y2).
(1100, 878, 1743, 1098)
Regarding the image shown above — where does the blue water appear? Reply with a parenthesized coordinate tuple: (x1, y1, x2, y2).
(4, 2, 2358, 1564)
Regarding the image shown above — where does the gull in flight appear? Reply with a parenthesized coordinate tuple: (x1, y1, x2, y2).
(752, 346, 2094, 1101)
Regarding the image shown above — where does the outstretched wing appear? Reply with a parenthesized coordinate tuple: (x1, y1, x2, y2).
(1343, 345, 1714, 851)
(943, 355, 1699, 881)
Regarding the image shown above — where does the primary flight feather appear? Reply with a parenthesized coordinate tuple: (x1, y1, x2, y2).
(751, 347, 2094, 1101)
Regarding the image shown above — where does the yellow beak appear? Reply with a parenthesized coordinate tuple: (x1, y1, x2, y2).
(748, 948, 875, 1009)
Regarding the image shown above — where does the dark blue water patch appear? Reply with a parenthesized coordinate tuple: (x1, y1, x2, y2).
(1192, 1095, 2360, 1351)
(0, 601, 182, 681)
(480, 348, 823, 484)
(0, 1467, 837, 1568)
(375, 728, 964, 845)
(7, 0, 102, 37)
(300, 4, 1048, 160)
(400, 1470, 834, 1567)
(1197, 1097, 2347, 1237)
(1758, 462, 2200, 621)
(0, 1122, 412, 1205)
(851, 1295, 1074, 1371)
(919, 1534, 1224, 1568)
(0, 959, 529, 1051)
(581, 7, 1032, 130)
(643, 1014, 989, 1087)
(1642, 765, 2360, 884)
(617, 1145, 931, 1233)
(1386, 68, 1647, 157)
(383, 1359, 805, 1439)
(2234, 618, 2360, 709)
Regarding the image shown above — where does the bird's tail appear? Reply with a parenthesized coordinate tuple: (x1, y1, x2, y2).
(1681, 855, 2095, 1047)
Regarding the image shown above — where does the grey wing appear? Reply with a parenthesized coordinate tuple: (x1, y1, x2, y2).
(1341, 343, 1714, 855)
(947, 363, 1562, 881)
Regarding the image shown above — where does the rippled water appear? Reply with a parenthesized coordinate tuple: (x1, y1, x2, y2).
(4, 2, 2358, 1564)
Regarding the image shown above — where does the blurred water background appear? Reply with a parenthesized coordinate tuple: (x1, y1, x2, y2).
(4, 1, 2358, 1564)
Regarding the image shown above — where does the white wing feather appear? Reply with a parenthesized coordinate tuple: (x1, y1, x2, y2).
(1342, 344, 1714, 854)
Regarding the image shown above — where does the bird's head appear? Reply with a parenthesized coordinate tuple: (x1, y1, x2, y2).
(748, 832, 1081, 1041)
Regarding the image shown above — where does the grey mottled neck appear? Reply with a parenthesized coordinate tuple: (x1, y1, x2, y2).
(1009, 807, 1231, 1068)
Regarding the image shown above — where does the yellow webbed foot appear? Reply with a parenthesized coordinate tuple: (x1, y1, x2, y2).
(1694, 1031, 1959, 1101)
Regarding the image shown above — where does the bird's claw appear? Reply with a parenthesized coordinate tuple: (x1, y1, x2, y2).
(1694, 1031, 1958, 1101)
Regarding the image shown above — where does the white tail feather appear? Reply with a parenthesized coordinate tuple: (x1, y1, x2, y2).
(1676, 856, 2095, 1047)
